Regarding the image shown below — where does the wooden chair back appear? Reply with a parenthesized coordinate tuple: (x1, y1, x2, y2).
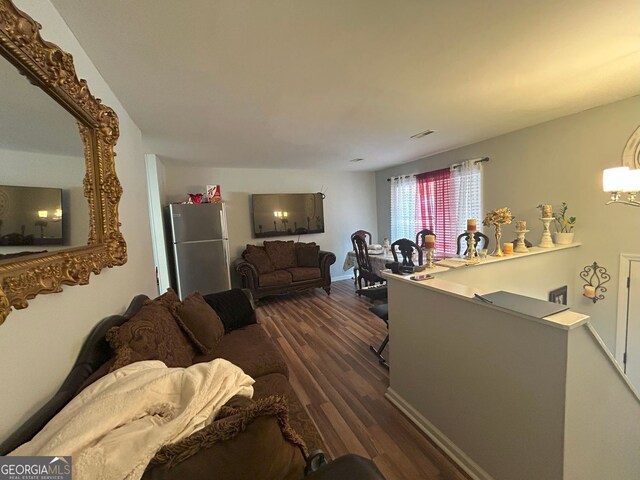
(352, 230, 372, 245)
(415, 229, 436, 249)
(351, 233, 385, 289)
(456, 231, 490, 256)
(391, 238, 423, 266)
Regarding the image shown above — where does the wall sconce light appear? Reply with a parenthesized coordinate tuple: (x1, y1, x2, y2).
(580, 261, 610, 303)
(603, 166, 640, 207)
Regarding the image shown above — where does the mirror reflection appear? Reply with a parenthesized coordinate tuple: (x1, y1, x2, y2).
(0, 53, 87, 259)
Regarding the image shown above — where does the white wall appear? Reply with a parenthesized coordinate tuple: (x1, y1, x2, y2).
(158, 163, 378, 282)
(563, 325, 640, 479)
(0, 0, 157, 441)
(376, 95, 640, 352)
(387, 275, 640, 480)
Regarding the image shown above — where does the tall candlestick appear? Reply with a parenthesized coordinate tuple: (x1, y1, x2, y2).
(514, 229, 529, 253)
(539, 217, 554, 248)
(426, 248, 435, 268)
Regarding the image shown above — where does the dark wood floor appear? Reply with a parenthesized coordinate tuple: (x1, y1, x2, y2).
(256, 279, 470, 480)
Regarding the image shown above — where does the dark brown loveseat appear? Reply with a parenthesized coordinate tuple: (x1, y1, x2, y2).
(234, 240, 336, 300)
(0, 288, 384, 480)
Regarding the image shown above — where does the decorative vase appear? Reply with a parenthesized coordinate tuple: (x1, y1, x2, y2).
(554, 232, 575, 245)
(493, 224, 503, 257)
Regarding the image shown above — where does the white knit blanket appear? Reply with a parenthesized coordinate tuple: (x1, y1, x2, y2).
(11, 359, 254, 480)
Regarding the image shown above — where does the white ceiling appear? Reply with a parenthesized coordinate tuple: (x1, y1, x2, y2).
(49, 0, 640, 172)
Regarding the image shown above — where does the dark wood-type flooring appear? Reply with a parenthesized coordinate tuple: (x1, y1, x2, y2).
(257, 279, 471, 480)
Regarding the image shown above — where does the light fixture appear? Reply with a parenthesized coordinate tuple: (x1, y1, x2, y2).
(38, 210, 48, 218)
(603, 166, 640, 207)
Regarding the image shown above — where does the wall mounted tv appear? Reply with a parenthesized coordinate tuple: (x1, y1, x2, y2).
(0, 185, 64, 246)
(252, 193, 324, 238)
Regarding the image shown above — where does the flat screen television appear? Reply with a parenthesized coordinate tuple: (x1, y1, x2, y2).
(0, 185, 64, 246)
(252, 193, 324, 238)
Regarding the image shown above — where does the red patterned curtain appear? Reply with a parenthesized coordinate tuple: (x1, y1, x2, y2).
(415, 168, 457, 256)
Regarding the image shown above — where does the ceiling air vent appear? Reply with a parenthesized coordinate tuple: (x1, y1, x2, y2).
(410, 129, 435, 139)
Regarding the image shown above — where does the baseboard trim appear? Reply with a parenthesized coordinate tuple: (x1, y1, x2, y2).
(385, 388, 493, 480)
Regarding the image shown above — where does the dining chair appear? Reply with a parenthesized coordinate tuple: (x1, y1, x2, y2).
(369, 303, 389, 368)
(352, 229, 373, 245)
(456, 231, 490, 256)
(351, 233, 385, 290)
(415, 229, 436, 249)
(390, 238, 423, 266)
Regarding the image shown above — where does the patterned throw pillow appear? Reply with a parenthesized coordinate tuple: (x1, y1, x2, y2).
(244, 251, 275, 274)
(295, 244, 320, 268)
(147, 287, 181, 308)
(172, 292, 225, 354)
(263, 240, 297, 270)
(106, 302, 195, 372)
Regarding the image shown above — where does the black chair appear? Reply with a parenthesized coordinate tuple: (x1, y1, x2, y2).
(415, 229, 436, 249)
(390, 238, 423, 266)
(456, 231, 489, 256)
(369, 303, 389, 368)
(351, 233, 385, 290)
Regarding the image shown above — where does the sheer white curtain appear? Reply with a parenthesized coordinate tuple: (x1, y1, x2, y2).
(450, 160, 483, 234)
(390, 175, 417, 241)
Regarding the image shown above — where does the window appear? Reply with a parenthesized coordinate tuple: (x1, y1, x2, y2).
(390, 160, 483, 257)
(390, 175, 417, 241)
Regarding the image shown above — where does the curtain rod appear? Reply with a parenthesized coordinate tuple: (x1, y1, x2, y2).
(386, 156, 489, 181)
(450, 156, 490, 169)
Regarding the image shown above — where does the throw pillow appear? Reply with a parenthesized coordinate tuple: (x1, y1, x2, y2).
(150, 396, 307, 475)
(244, 251, 275, 274)
(203, 289, 256, 332)
(147, 287, 181, 308)
(106, 302, 195, 372)
(263, 240, 297, 270)
(245, 244, 266, 255)
(296, 244, 320, 268)
(172, 292, 225, 354)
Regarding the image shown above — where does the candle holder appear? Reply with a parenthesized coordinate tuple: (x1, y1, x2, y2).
(492, 224, 503, 257)
(539, 217, 554, 248)
(514, 229, 529, 253)
(425, 248, 435, 268)
(465, 230, 477, 260)
(579, 261, 610, 303)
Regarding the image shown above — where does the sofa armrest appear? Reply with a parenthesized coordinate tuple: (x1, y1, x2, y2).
(233, 258, 259, 291)
(318, 250, 336, 278)
(305, 454, 385, 479)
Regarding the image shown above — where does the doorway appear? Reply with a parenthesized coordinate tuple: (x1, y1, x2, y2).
(617, 254, 640, 390)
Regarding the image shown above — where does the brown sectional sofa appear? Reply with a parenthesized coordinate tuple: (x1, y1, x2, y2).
(0, 288, 384, 480)
(234, 240, 336, 300)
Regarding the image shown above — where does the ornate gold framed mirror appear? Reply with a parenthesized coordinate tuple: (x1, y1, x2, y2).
(0, 0, 127, 323)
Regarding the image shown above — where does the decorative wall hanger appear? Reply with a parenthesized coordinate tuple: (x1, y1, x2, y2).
(580, 262, 610, 303)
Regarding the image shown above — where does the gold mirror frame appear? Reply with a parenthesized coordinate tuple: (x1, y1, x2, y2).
(0, 0, 127, 324)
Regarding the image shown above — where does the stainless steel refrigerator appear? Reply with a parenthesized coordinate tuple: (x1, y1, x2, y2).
(166, 203, 231, 299)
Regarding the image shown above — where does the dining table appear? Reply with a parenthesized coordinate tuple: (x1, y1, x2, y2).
(343, 249, 396, 280)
